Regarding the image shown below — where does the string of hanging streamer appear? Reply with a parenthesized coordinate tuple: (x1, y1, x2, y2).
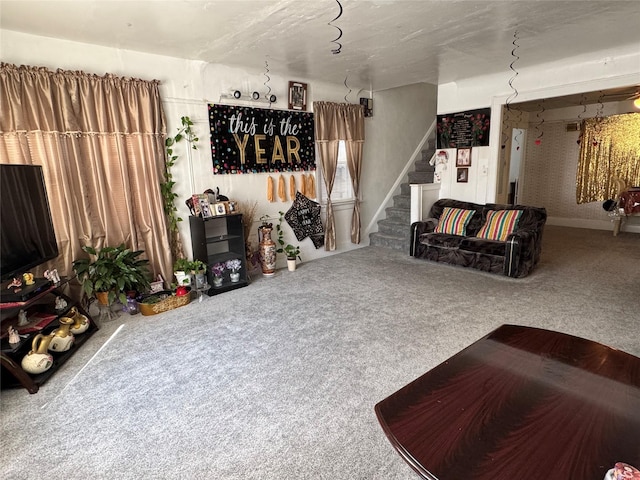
(328, 0, 343, 54)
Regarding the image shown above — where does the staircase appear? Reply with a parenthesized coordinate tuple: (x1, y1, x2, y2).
(369, 138, 436, 252)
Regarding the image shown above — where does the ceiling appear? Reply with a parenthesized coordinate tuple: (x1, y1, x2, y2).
(1, 0, 640, 99)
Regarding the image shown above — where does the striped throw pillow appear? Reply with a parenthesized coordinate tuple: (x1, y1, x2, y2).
(434, 207, 476, 236)
(476, 210, 523, 241)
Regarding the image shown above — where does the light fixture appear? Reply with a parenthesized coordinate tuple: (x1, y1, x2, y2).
(220, 89, 277, 104)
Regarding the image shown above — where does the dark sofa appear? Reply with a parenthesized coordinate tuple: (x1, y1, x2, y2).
(410, 198, 547, 278)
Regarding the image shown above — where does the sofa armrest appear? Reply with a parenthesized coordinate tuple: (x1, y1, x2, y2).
(410, 218, 438, 256)
(504, 228, 544, 277)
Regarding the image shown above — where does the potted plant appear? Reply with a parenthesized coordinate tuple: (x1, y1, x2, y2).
(211, 262, 226, 287)
(225, 258, 242, 282)
(173, 257, 193, 287)
(276, 211, 302, 271)
(191, 259, 207, 289)
(283, 244, 301, 271)
(73, 244, 151, 306)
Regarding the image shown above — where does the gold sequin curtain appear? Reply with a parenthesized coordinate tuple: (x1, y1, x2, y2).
(576, 113, 640, 204)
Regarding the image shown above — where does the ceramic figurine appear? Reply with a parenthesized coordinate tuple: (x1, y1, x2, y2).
(8, 326, 20, 344)
(17, 309, 28, 326)
(22, 272, 35, 286)
(54, 296, 67, 311)
(68, 307, 90, 334)
(21, 334, 54, 374)
(48, 317, 75, 352)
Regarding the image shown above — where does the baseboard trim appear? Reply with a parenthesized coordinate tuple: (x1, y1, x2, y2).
(547, 216, 640, 234)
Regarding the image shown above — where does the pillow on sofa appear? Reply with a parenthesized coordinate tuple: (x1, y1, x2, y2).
(434, 207, 476, 236)
(476, 209, 523, 241)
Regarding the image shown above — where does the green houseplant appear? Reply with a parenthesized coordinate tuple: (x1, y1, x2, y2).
(162, 116, 198, 261)
(276, 211, 301, 271)
(72, 244, 151, 306)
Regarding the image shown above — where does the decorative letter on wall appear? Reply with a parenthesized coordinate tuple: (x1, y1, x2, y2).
(209, 104, 315, 174)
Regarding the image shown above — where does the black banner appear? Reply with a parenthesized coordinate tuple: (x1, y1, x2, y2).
(209, 104, 315, 174)
(437, 108, 491, 148)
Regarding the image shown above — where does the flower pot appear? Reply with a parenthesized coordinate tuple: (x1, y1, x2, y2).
(287, 258, 297, 271)
(230, 272, 240, 283)
(174, 270, 192, 287)
(213, 276, 223, 287)
(194, 272, 207, 289)
(96, 291, 110, 306)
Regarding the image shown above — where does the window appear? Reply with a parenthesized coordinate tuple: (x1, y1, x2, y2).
(318, 141, 355, 203)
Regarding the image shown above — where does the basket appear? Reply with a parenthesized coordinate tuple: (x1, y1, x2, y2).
(139, 289, 191, 316)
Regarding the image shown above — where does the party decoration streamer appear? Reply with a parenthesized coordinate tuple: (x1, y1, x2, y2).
(263, 59, 273, 106)
(267, 176, 275, 202)
(344, 75, 352, 103)
(593, 91, 605, 146)
(577, 93, 588, 145)
(534, 100, 545, 145)
(278, 174, 286, 202)
(289, 175, 296, 199)
(300, 173, 307, 196)
(328, 0, 343, 54)
(502, 29, 520, 149)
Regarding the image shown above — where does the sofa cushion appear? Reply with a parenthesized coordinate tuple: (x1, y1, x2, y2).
(433, 207, 476, 236)
(460, 237, 507, 256)
(420, 232, 465, 249)
(476, 209, 523, 241)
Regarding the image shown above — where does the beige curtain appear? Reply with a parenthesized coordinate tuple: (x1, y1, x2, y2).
(313, 101, 365, 250)
(576, 113, 640, 204)
(0, 63, 173, 291)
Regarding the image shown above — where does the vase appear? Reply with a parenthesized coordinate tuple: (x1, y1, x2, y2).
(69, 306, 90, 334)
(259, 226, 277, 276)
(21, 333, 54, 374)
(213, 276, 223, 287)
(230, 271, 240, 282)
(49, 316, 75, 352)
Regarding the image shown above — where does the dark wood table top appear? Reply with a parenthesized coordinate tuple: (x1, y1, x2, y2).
(375, 324, 640, 480)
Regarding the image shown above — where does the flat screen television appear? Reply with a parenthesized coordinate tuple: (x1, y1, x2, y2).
(0, 164, 59, 284)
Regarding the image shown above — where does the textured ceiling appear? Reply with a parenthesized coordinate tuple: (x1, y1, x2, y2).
(2, 0, 640, 93)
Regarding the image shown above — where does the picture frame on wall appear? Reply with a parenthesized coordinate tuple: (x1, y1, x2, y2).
(456, 148, 472, 167)
(457, 167, 469, 183)
(288, 81, 307, 110)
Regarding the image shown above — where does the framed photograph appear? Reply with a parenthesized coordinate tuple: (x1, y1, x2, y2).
(288, 81, 307, 111)
(456, 148, 471, 167)
(214, 202, 226, 216)
(457, 167, 469, 183)
(199, 197, 213, 218)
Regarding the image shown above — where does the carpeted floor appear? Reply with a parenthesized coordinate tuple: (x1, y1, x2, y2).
(1, 226, 638, 479)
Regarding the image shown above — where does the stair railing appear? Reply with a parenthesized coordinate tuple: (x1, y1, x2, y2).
(365, 119, 438, 237)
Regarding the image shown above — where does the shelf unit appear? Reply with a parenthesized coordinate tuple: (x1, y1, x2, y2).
(0, 279, 98, 393)
(189, 213, 248, 295)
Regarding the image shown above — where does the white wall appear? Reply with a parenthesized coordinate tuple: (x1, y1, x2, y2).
(436, 43, 640, 209)
(1, 29, 437, 267)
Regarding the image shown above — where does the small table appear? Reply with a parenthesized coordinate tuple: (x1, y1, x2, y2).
(375, 325, 640, 480)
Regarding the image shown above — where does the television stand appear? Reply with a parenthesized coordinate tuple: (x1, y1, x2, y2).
(0, 277, 98, 393)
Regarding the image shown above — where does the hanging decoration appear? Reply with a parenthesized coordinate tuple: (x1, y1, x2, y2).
(306, 175, 316, 199)
(289, 175, 296, 199)
(577, 93, 588, 145)
(502, 29, 520, 150)
(328, 0, 343, 55)
(209, 104, 315, 174)
(534, 99, 545, 145)
(285, 192, 325, 249)
(592, 91, 605, 146)
(344, 75, 352, 103)
(278, 174, 286, 202)
(263, 59, 274, 107)
(300, 173, 307, 196)
(267, 176, 275, 202)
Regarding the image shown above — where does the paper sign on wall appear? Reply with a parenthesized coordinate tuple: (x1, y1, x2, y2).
(209, 104, 315, 174)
